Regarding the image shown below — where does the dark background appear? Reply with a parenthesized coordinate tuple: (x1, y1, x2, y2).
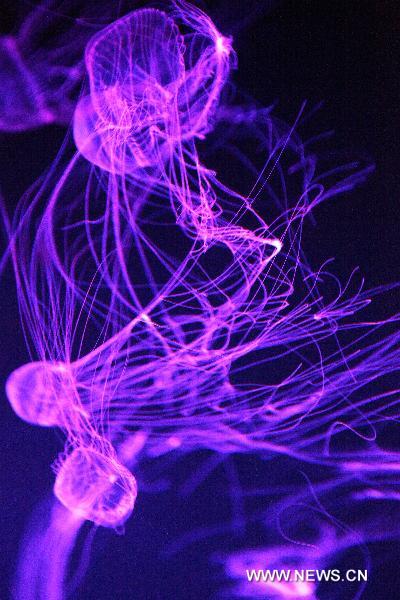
(0, 1, 399, 598)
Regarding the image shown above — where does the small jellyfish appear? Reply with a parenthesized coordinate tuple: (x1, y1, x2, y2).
(54, 447, 137, 528)
(5, 361, 73, 427)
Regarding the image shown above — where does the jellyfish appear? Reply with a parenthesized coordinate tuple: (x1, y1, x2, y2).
(5, 361, 75, 427)
(54, 446, 137, 528)
(3, 6, 400, 600)
(74, 8, 186, 173)
(74, 1, 233, 177)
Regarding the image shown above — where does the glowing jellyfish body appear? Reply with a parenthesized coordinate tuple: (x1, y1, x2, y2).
(74, 3, 233, 175)
(75, 8, 185, 173)
(54, 447, 137, 528)
(3, 2, 400, 600)
(5, 0, 400, 559)
(5, 361, 72, 427)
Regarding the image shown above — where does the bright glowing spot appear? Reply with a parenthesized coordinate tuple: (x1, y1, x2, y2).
(216, 35, 230, 56)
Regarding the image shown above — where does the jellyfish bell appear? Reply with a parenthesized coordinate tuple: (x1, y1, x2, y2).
(5, 361, 73, 427)
(75, 4, 234, 173)
(75, 8, 185, 174)
(85, 8, 185, 119)
(53, 446, 138, 528)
